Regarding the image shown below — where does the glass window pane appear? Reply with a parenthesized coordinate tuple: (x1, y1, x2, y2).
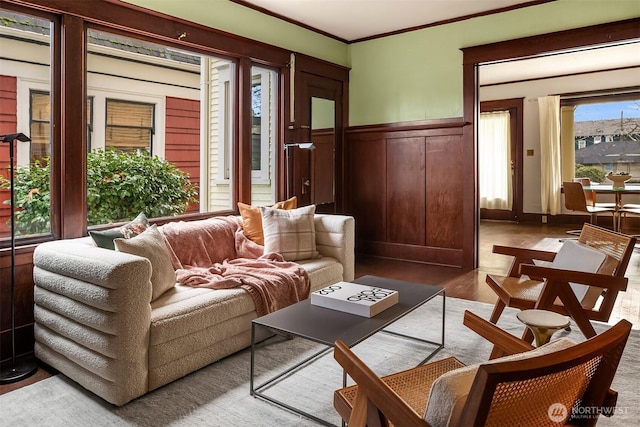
(86, 29, 236, 226)
(250, 66, 277, 205)
(0, 10, 52, 239)
(572, 97, 640, 184)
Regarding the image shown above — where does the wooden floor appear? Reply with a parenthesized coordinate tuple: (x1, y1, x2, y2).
(2, 220, 638, 396)
(356, 220, 640, 328)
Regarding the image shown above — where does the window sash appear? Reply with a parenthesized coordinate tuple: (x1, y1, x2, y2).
(105, 99, 154, 153)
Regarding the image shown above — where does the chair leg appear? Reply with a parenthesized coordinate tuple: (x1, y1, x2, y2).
(489, 300, 506, 324)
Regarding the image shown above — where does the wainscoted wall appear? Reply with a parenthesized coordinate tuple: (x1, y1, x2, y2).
(346, 118, 469, 268)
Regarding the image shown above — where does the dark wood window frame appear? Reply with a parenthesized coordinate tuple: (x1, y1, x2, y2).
(0, 0, 292, 245)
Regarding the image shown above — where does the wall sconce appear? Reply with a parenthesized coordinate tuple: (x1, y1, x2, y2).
(0, 132, 38, 384)
(284, 142, 315, 198)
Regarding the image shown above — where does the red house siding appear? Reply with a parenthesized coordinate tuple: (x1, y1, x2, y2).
(0, 75, 17, 236)
(165, 96, 200, 213)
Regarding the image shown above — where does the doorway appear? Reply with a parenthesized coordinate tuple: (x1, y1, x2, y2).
(461, 19, 638, 269)
(291, 56, 347, 212)
(479, 98, 523, 222)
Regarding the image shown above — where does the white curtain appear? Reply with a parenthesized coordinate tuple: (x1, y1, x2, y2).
(538, 95, 563, 215)
(479, 111, 512, 210)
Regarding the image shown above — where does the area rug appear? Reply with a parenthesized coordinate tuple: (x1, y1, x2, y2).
(1, 297, 637, 426)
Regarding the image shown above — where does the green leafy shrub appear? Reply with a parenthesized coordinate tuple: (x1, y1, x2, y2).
(2, 157, 52, 235)
(1, 149, 198, 234)
(575, 164, 605, 184)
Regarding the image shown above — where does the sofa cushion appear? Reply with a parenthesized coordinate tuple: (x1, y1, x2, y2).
(261, 204, 319, 261)
(297, 257, 344, 292)
(238, 196, 297, 245)
(115, 224, 176, 301)
(89, 212, 149, 250)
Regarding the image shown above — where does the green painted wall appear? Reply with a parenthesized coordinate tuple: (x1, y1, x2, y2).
(125, 0, 638, 127)
(123, 0, 349, 66)
(348, 0, 640, 126)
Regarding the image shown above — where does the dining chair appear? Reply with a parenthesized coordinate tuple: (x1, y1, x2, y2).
(572, 177, 616, 208)
(564, 181, 617, 232)
(333, 310, 631, 427)
(485, 223, 635, 344)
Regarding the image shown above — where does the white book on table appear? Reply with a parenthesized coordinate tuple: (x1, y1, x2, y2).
(310, 281, 399, 317)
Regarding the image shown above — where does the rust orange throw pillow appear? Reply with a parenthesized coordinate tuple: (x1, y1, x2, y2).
(238, 196, 297, 245)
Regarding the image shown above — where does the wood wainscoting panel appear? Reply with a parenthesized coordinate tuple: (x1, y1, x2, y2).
(425, 135, 464, 249)
(0, 248, 36, 363)
(346, 119, 467, 267)
(349, 137, 386, 242)
(387, 137, 426, 245)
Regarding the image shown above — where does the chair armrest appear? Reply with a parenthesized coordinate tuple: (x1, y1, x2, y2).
(333, 340, 429, 427)
(519, 264, 628, 292)
(492, 245, 557, 261)
(492, 245, 557, 278)
(463, 310, 534, 358)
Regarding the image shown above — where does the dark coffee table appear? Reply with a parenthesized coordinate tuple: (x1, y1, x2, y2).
(250, 275, 445, 426)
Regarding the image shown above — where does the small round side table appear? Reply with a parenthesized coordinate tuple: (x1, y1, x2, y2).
(517, 309, 571, 347)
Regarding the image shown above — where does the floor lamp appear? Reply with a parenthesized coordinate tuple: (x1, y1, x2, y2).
(0, 132, 38, 384)
(284, 142, 315, 199)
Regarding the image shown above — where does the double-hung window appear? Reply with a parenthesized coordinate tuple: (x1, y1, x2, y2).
(250, 66, 277, 204)
(105, 99, 154, 154)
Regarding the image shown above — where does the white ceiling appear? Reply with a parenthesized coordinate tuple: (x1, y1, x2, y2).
(240, 0, 535, 41)
(480, 42, 640, 85)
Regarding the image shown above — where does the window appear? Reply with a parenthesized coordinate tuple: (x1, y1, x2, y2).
(86, 29, 238, 224)
(2, 3, 288, 245)
(29, 90, 50, 163)
(105, 99, 154, 153)
(562, 94, 640, 183)
(29, 92, 93, 163)
(0, 9, 53, 239)
(250, 66, 277, 204)
(215, 63, 234, 183)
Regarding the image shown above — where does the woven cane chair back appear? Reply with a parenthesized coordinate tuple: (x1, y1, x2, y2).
(333, 318, 631, 427)
(461, 319, 630, 427)
(578, 223, 634, 278)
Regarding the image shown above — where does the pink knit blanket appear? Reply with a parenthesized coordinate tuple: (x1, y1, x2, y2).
(159, 216, 310, 316)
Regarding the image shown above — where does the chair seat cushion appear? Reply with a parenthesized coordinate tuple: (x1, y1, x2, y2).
(424, 337, 576, 427)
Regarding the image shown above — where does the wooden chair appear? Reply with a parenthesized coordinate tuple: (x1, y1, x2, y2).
(333, 310, 631, 427)
(485, 223, 635, 342)
(564, 181, 617, 232)
(572, 177, 616, 208)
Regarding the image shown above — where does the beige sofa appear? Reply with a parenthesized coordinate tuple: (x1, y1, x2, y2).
(32, 214, 354, 405)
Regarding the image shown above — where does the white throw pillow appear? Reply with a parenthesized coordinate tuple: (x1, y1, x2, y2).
(261, 204, 320, 261)
(115, 224, 176, 301)
(551, 240, 607, 307)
